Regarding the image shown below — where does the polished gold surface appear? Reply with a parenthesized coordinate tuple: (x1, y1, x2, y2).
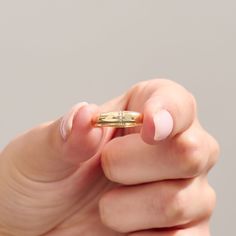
(94, 111, 143, 128)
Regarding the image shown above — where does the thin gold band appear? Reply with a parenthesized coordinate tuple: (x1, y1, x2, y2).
(93, 111, 143, 128)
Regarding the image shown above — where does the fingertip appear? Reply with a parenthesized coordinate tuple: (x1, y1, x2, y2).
(60, 102, 88, 140)
(153, 109, 174, 141)
(72, 104, 99, 133)
(141, 104, 174, 144)
(139, 83, 197, 145)
(71, 103, 103, 146)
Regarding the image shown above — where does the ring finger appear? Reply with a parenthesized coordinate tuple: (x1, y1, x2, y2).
(99, 177, 215, 233)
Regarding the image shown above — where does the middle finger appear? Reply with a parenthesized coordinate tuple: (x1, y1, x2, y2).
(101, 123, 210, 185)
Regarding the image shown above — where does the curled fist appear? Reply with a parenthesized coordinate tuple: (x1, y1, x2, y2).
(0, 79, 219, 236)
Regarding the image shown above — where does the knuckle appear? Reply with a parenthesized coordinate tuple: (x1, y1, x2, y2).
(175, 133, 206, 177)
(169, 191, 187, 223)
(174, 87, 197, 120)
(129, 80, 149, 98)
(208, 136, 220, 170)
(204, 185, 217, 218)
(188, 92, 197, 114)
(161, 187, 187, 225)
(213, 139, 220, 160)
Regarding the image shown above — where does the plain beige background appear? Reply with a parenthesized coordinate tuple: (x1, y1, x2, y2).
(0, 1, 235, 235)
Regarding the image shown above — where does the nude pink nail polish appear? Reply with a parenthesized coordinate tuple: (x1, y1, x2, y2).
(60, 102, 88, 140)
(153, 109, 174, 141)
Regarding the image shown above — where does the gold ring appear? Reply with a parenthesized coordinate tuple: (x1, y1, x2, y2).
(93, 111, 143, 128)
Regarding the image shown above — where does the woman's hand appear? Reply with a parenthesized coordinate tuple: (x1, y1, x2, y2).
(0, 79, 219, 236)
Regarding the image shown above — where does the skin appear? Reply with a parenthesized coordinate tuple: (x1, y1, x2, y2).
(0, 79, 219, 236)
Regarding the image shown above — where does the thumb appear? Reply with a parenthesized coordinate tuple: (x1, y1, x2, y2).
(1, 102, 104, 182)
(61, 102, 105, 164)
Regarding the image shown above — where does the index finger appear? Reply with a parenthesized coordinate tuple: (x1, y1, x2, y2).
(126, 79, 197, 144)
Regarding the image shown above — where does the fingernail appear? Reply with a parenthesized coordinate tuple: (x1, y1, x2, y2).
(153, 109, 174, 141)
(60, 102, 88, 140)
